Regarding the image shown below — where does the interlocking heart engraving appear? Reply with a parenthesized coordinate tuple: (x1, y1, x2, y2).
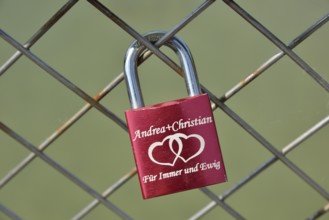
(148, 133, 205, 166)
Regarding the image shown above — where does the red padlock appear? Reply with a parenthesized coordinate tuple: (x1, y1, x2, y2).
(124, 31, 227, 199)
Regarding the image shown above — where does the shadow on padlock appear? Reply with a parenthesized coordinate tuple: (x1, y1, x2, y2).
(124, 31, 227, 199)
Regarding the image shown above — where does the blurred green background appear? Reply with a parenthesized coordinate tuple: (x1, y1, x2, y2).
(0, 0, 328, 219)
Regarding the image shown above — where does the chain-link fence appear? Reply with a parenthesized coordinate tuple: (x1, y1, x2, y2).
(1, 0, 328, 219)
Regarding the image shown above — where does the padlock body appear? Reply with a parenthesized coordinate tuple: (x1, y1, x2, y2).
(125, 94, 227, 199)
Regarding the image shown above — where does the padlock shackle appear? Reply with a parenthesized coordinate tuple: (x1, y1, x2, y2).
(124, 31, 201, 109)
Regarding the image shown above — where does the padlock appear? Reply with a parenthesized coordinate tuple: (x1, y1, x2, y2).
(124, 31, 227, 199)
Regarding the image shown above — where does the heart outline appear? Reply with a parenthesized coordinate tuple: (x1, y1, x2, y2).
(148, 133, 205, 166)
(169, 133, 205, 163)
(148, 135, 180, 166)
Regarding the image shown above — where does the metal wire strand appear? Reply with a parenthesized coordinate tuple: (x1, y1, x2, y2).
(0, 0, 79, 77)
(87, 0, 182, 75)
(0, 29, 127, 131)
(218, 12, 329, 102)
(223, 0, 329, 93)
(0, 122, 132, 220)
(0, 73, 125, 189)
(0, 203, 22, 220)
(198, 187, 246, 220)
(207, 91, 329, 201)
(190, 115, 329, 219)
(71, 168, 137, 220)
(307, 203, 329, 220)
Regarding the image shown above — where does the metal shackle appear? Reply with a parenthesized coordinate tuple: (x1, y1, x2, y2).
(124, 31, 201, 109)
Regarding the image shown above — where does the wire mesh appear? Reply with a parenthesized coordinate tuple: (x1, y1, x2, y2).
(0, 0, 328, 219)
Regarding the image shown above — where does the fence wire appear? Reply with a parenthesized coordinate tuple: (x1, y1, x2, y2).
(1, 0, 328, 219)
